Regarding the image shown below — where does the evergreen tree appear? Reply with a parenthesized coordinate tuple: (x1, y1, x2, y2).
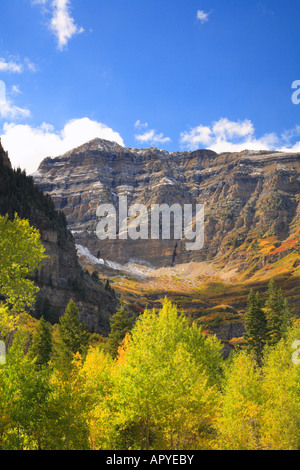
(108, 303, 134, 358)
(265, 279, 291, 347)
(29, 316, 53, 368)
(244, 289, 268, 365)
(55, 300, 89, 369)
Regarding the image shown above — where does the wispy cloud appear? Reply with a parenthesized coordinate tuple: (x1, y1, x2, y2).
(50, 0, 84, 50)
(0, 80, 31, 120)
(0, 57, 37, 74)
(0, 59, 23, 74)
(33, 0, 84, 50)
(196, 10, 210, 24)
(24, 58, 37, 72)
(135, 121, 171, 145)
(134, 120, 149, 129)
(11, 85, 22, 95)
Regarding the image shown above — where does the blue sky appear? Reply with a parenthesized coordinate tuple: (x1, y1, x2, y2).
(0, 0, 300, 173)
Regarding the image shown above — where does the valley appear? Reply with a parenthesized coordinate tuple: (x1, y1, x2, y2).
(31, 138, 300, 352)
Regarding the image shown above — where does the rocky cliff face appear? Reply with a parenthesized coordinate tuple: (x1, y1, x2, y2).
(0, 139, 12, 169)
(0, 141, 117, 334)
(34, 138, 300, 271)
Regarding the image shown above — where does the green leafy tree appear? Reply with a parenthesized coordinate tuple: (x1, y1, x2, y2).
(0, 214, 46, 312)
(47, 354, 90, 450)
(265, 279, 291, 347)
(55, 300, 89, 370)
(259, 325, 300, 450)
(80, 346, 115, 450)
(108, 303, 135, 358)
(0, 331, 51, 450)
(215, 351, 262, 450)
(29, 316, 53, 368)
(244, 289, 268, 365)
(112, 298, 223, 450)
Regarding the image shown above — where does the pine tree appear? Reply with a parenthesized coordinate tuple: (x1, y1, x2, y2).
(29, 316, 53, 367)
(108, 303, 134, 358)
(55, 300, 89, 369)
(244, 289, 268, 365)
(265, 279, 291, 347)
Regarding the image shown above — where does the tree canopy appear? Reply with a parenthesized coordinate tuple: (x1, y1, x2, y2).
(0, 213, 46, 312)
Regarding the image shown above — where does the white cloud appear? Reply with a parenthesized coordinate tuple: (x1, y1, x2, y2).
(280, 142, 300, 153)
(0, 59, 23, 74)
(279, 125, 300, 153)
(51, 0, 84, 49)
(0, 57, 37, 74)
(135, 122, 171, 145)
(1, 117, 125, 174)
(11, 85, 22, 95)
(0, 80, 31, 120)
(31, 0, 48, 4)
(180, 118, 281, 152)
(281, 125, 300, 145)
(0, 81, 5, 102)
(134, 120, 149, 129)
(24, 58, 37, 73)
(212, 118, 254, 140)
(180, 125, 212, 148)
(196, 10, 210, 23)
(33, 0, 84, 50)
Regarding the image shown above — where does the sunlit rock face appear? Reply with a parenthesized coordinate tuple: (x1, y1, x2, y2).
(34, 138, 300, 270)
(0, 139, 117, 334)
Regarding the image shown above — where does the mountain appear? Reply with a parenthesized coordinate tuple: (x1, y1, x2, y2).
(0, 140, 12, 169)
(32, 138, 300, 354)
(34, 138, 300, 274)
(0, 140, 117, 334)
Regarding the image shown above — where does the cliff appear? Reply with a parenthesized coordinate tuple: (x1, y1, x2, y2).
(0, 141, 117, 334)
(0, 139, 12, 169)
(34, 138, 300, 274)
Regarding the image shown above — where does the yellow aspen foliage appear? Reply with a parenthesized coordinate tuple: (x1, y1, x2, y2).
(80, 347, 116, 450)
(215, 352, 262, 450)
(0, 214, 46, 312)
(259, 327, 300, 450)
(111, 299, 223, 450)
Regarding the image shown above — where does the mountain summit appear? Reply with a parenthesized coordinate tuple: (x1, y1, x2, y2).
(34, 140, 300, 277)
(0, 140, 117, 332)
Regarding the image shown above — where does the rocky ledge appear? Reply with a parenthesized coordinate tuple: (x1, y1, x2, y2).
(34, 138, 300, 270)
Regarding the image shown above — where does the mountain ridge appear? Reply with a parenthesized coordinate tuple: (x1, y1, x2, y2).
(0, 140, 117, 333)
(34, 138, 300, 273)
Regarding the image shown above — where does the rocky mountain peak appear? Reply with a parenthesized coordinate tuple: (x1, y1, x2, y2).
(0, 141, 117, 333)
(34, 140, 300, 270)
(63, 137, 126, 156)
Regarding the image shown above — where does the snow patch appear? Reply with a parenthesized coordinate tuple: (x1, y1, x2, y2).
(76, 244, 154, 278)
(76, 244, 104, 265)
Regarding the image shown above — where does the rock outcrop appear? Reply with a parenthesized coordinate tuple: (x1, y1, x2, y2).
(0, 141, 117, 334)
(0, 139, 12, 169)
(34, 139, 300, 271)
